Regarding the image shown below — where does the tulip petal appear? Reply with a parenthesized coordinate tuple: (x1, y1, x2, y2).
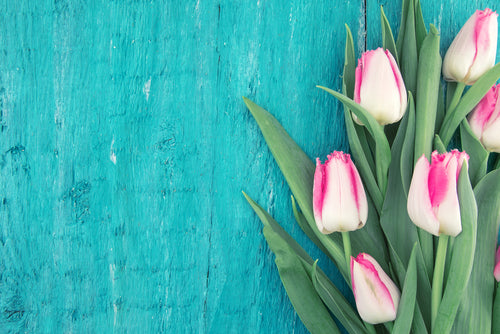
(321, 153, 361, 232)
(443, 9, 498, 84)
(407, 155, 440, 236)
(347, 156, 368, 227)
(313, 158, 326, 232)
(467, 9, 498, 83)
(386, 49, 408, 121)
(443, 13, 478, 82)
(358, 49, 402, 125)
(433, 153, 462, 236)
(351, 254, 398, 324)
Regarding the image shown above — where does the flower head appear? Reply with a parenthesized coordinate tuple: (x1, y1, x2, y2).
(351, 253, 400, 324)
(354, 48, 407, 125)
(468, 84, 500, 152)
(313, 151, 368, 234)
(407, 150, 469, 236)
(443, 9, 498, 85)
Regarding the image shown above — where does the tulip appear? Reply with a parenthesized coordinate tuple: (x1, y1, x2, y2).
(407, 150, 469, 237)
(313, 151, 368, 234)
(351, 253, 400, 324)
(354, 48, 407, 125)
(495, 246, 500, 282)
(443, 9, 498, 85)
(468, 84, 500, 152)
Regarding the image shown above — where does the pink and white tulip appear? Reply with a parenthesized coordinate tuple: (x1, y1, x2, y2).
(495, 246, 500, 282)
(443, 9, 498, 85)
(313, 151, 368, 234)
(468, 84, 500, 152)
(354, 48, 407, 125)
(351, 253, 400, 324)
(407, 150, 469, 237)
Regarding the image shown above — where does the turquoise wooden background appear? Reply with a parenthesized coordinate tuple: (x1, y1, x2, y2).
(0, 0, 498, 333)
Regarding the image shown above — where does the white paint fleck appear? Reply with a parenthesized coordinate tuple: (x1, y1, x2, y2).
(110, 138, 117, 164)
(143, 77, 151, 101)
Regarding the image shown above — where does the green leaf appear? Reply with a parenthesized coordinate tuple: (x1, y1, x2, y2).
(452, 169, 500, 333)
(433, 164, 477, 333)
(243, 193, 341, 334)
(396, 0, 410, 61)
(311, 262, 368, 334)
(291, 196, 332, 261)
(433, 135, 446, 154)
(393, 244, 418, 334)
(343, 109, 383, 212)
(316, 87, 391, 194)
(414, 24, 442, 163)
(381, 6, 398, 64)
(400, 0, 418, 96)
(243, 97, 347, 277)
(388, 240, 429, 333)
(343, 24, 356, 100)
(440, 62, 500, 146)
(460, 120, 488, 187)
(380, 95, 419, 267)
(400, 93, 416, 197)
(435, 82, 445, 132)
(414, 0, 427, 52)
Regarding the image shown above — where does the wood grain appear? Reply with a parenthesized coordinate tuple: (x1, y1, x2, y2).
(0, 0, 497, 332)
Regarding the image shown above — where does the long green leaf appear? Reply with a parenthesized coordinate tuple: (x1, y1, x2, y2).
(388, 240, 429, 333)
(343, 24, 356, 100)
(396, 0, 410, 61)
(452, 169, 500, 333)
(414, 0, 427, 52)
(291, 196, 331, 261)
(316, 87, 391, 194)
(343, 109, 383, 212)
(243, 97, 346, 277)
(401, 0, 418, 96)
(381, 6, 398, 64)
(440, 62, 500, 146)
(380, 93, 418, 266)
(400, 93, 415, 196)
(243, 192, 341, 334)
(414, 24, 442, 162)
(460, 120, 488, 187)
(393, 244, 418, 334)
(311, 262, 368, 334)
(433, 164, 477, 333)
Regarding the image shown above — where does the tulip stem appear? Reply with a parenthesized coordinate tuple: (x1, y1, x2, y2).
(431, 234, 449, 329)
(447, 82, 465, 116)
(342, 232, 352, 284)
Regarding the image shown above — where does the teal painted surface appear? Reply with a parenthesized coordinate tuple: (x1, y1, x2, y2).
(0, 0, 497, 332)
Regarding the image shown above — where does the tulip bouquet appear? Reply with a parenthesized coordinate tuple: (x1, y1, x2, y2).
(243, 0, 500, 333)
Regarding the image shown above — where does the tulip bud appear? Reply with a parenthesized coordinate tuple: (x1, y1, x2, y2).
(354, 48, 407, 125)
(313, 151, 368, 234)
(351, 253, 400, 324)
(443, 9, 498, 85)
(468, 84, 500, 152)
(407, 150, 469, 237)
(495, 246, 500, 282)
